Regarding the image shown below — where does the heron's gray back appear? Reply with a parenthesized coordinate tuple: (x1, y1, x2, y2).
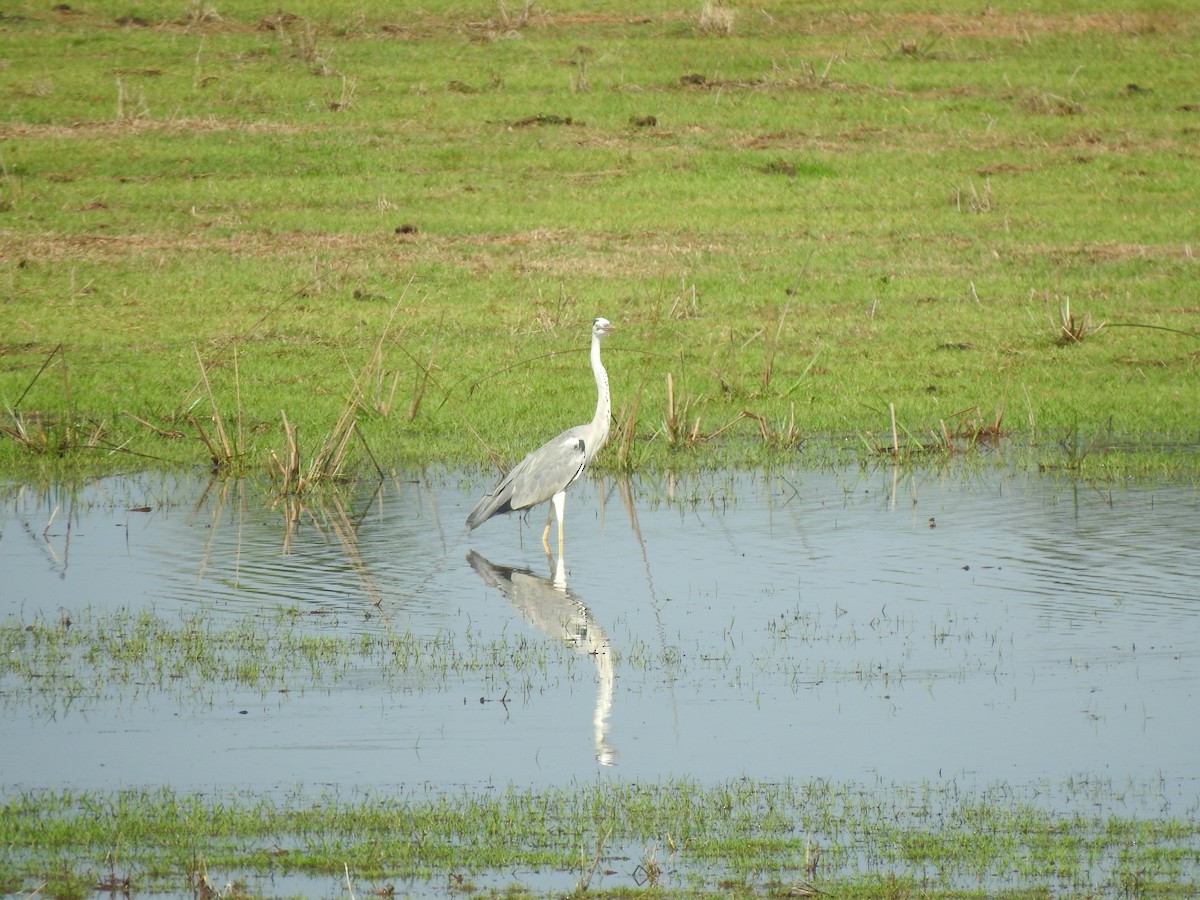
(465, 426, 587, 528)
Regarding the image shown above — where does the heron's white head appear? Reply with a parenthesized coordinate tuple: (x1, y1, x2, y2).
(592, 317, 615, 338)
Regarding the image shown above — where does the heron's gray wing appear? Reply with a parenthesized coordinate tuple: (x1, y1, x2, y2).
(508, 429, 588, 508)
(465, 428, 587, 529)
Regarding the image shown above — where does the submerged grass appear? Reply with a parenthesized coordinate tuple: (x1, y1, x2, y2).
(0, 606, 565, 716)
(1, 1, 1198, 481)
(2, 780, 1198, 898)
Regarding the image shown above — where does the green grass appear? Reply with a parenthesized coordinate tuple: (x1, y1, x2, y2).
(3, 780, 1198, 898)
(2, 1, 1198, 481)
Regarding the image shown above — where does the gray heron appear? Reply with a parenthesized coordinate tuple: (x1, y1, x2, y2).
(466, 317, 615, 555)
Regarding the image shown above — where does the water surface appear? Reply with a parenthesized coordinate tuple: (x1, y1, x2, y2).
(2, 466, 1198, 816)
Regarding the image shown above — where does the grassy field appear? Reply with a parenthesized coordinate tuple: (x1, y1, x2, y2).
(1, 0, 1197, 482)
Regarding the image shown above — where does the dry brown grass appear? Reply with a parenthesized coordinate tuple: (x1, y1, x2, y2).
(698, 0, 735, 37)
(0, 118, 305, 140)
(828, 11, 1177, 40)
(663, 371, 703, 448)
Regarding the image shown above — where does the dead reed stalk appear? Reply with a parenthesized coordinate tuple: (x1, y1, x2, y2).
(190, 345, 240, 470)
(663, 372, 703, 447)
(269, 389, 358, 495)
(761, 303, 791, 394)
(408, 310, 444, 421)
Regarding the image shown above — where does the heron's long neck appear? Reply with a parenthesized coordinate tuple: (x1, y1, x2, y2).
(588, 335, 611, 458)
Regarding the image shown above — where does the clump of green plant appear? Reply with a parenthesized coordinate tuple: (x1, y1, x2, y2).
(1053, 296, 1106, 345)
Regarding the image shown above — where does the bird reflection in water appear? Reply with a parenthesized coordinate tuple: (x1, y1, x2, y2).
(466, 550, 616, 767)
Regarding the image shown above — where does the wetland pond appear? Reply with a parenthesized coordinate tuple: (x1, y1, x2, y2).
(3, 464, 1199, 893)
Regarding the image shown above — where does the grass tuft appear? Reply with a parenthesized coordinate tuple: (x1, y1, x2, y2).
(1053, 296, 1106, 346)
(189, 346, 242, 472)
(663, 372, 704, 449)
(698, 0, 736, 37)
(1, 345, 111, 459)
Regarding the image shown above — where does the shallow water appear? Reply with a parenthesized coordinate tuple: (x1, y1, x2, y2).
(2, 466, 1199, 817)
